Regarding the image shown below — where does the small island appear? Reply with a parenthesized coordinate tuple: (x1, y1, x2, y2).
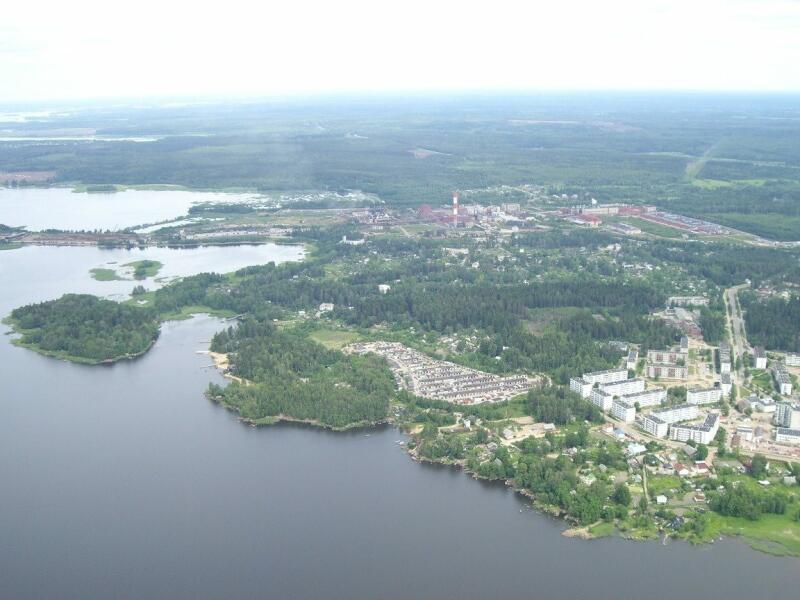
(7, 294, 160, 364)
(90, 259, 163, 281)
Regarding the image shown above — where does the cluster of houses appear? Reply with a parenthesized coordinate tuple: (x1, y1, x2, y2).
(347, 341, 537, 404)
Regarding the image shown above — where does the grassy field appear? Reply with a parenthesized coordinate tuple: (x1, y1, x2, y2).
(705, 512, 800, 557)
(308, 328, 362, 349)
(647, 475, 683, 498)
(750, 369, 775, 394)
(621, 217, 686, 239)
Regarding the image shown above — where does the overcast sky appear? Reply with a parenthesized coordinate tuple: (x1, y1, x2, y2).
(2, 0, 800, 103)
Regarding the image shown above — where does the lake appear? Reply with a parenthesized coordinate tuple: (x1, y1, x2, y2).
(0, 188, 265, 231)
(1, 247, 798, 599)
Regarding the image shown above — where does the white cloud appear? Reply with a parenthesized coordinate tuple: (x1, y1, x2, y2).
(1, 0, 799, 102)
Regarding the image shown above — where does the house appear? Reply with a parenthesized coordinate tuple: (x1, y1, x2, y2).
(626, 442, 647, 456)
(318, 303, 335, 313)
(656, 495, 668, 505)
(674, 463, 690, 477)
(693, 462, 710, 475)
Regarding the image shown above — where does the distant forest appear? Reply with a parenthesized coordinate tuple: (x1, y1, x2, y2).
(2, 94, 800, 239)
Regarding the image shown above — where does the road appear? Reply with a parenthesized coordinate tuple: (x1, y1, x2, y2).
(724, 283, 750, 379)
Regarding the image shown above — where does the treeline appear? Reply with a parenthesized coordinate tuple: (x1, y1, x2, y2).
(527, 384, 604, 425)
(710, 481, 789, 521)
(740, 293, 800, 352)
(9, 294, 159, 362)
(208, 319, 394, 428)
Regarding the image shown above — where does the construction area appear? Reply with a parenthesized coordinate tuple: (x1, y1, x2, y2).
(345, 341, 537, 404)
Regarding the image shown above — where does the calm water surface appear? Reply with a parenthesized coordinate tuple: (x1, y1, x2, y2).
(0, 188, 264, 231)
(0, 248, 798, 599)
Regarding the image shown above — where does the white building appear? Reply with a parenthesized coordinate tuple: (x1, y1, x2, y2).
(640, 413, 669, 438)
(318, 303, 335, 313)
(785, 353, 800, 367)
(378, 284, 391, 294)
(669, 413, 720, 445)
(753, 347, 767, 370)
(626, 350, 639, 371)
(649, 403, 699, 425)
(570, 368, 628, 398)
(719, 343, 731, 374)
(620, 387, 666, 408)
(720, 372, 732, 397)
(590, 388, 614, 411)
(687, 387, 723, 406)
(775, 428, 800, 445)
(773, 363, 793, 396)
(601, 378, 646, 398)
(611, 399, 636, 423)
(775, 402, 800, 429)
(569, 378, 593, 399)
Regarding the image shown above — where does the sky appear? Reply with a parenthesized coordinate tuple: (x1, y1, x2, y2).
(2, 0, 800, 103)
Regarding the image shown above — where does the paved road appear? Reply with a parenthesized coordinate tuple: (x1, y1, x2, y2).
(724, 283, 750, 378)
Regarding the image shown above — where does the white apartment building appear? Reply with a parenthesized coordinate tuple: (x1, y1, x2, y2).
(719, 343, 731, 374)
(720, 373, 732, 397)
(687, 387, 723, 406)
(753, 347, 767, 370)
(647, 363, 689, 380)
(774, 364, 793, 396)
(569, 378, 593, 399)
(620, 387, 666, 409)
(650, 403, 699, 424)
(611, 399, 636, 423)
(775, 428, 800, 445)
(669, 413, 719, 445)
(775, 402, 800, 429)
(601, 378, 646, 398)
(583, 368, 629, 386)
(785, 353, 800, 367)
(640, 413, 669, 438)
(590, 388, 614, 411)
(626, 350, 639, 371)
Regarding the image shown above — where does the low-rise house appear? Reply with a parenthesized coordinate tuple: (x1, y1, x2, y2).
(674, 463, 690, 477)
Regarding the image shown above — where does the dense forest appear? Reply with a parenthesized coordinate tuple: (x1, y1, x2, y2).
(740, 293, 800, 352)
(9, 294, 159, 362)
(207, 319, 395, 428)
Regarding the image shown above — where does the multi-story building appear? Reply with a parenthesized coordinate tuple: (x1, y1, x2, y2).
(626, 350, 639, 371)
(775, 428, 800, 445)
(719, 343, 731, 374)
(669, 413, 720, 445)
(775, 402, 800, 429)
(785, 353, 800, 367)
(569, 378, 593, 399)
(601, 378, 646, 398)
(647, 350, 684, 365)
(570, 368, 628, 398)
(680, 336, 689, 354)
(753, 347, 767, 370)
(773, 363, 793, 396)
(611, 399, 636, 423)
(640, 413, 669, 438)
(650, 403, 699, 424)
(620, 387, 666, 408)
(687, 387, 723, 406)
(647, 363, 689, 380)
(720, 372, 732, 397)
(590, 388, 614, 411)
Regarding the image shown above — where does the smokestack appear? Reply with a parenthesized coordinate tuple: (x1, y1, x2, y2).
(452, 192, 459, 228)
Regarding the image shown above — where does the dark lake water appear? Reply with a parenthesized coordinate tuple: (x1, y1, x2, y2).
(1, 248, 798, 599)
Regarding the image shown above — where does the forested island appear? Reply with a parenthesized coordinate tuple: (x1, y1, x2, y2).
(7, 294, 160, 363)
